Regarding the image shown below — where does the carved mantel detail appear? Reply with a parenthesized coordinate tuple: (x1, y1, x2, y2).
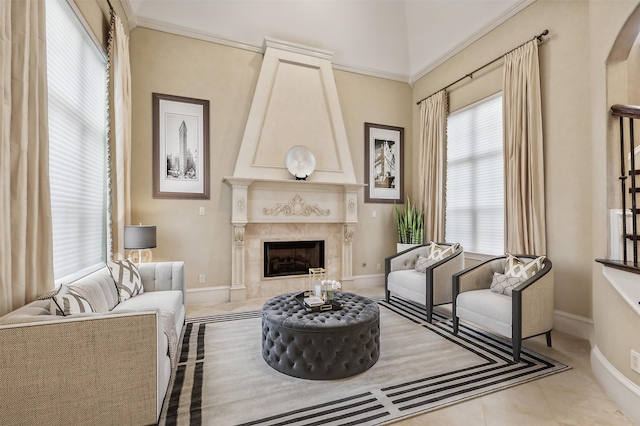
(263, 194, 330, 217)
(233, 225, 245, 245)
(344, 224, 355, 242)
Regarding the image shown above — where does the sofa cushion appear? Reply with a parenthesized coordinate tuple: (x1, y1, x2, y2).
(50, 285, 95, 316)
(388, 269, 426, 302)
(108, 259, 144, 303)
(505, 253, 546, 280)
(428, 242, 459, 261)
(456, 289, 512, 338)
(489, 272, 523, 297)
(112, 290, 184, 332)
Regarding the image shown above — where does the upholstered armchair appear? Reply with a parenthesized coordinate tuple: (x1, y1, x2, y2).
(452, 254, 554, 362)
(385, 242, 464, 323)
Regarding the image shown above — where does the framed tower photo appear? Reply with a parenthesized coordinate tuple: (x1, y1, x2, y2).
(152, 93, 210, 199)
(364, 122, 404, 203)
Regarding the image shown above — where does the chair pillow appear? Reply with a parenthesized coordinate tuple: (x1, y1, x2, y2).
(489, 272, 523, 297)
(107, 258, 144, 303)
(428, 242, 460, 261)
(415, 255, 437, 273)
(50, 285, 95, 316)
(505, 253, 546, 280)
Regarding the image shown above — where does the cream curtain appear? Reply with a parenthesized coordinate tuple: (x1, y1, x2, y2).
(418, 90, 448, 242)
(108, 12, 132, 260)
(0, 0, 54, 316)
(503, 40, 546, 254)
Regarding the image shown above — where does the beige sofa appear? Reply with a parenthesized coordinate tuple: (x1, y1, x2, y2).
(0, 261, 185, 426)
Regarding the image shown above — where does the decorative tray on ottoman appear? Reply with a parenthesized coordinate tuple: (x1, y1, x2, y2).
(295, 291, 344, 313)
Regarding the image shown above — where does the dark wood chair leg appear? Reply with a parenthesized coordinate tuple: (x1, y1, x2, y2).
(426, 306, 433, 323)
(513, 339, 521, 363)
(546, 331, 552, 347)
(453, 317, 459, 334)
(385, 289, 390, 302)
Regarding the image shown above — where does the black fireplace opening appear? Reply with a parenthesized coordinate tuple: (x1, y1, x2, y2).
(264, 240, 325, 278)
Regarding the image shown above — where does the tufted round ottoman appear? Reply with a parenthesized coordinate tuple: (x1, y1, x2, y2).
(261, 292, 380, 380)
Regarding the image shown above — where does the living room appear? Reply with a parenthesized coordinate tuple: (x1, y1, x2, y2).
(2, 0, 640, 424)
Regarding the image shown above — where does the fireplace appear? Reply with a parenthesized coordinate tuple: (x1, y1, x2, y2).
(264, 240, 325, 278)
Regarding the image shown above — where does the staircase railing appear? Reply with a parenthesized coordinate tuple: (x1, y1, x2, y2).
(597, 104, 640, 273)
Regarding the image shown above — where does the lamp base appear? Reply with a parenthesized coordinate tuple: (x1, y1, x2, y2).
(128, 249, 153, 263)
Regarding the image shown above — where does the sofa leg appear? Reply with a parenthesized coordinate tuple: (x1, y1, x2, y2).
(546, 331, 552, 347)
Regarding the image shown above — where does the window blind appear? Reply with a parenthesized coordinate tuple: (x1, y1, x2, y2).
(46, 0, 108, 283)
(445, 94, 504, 255)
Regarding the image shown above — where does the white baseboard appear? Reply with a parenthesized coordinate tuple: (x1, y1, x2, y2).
(348, 273, 385, 290)
(591, 345, 640, 424)
(186, 286, 230, 306)
(553, 309, 594, 343)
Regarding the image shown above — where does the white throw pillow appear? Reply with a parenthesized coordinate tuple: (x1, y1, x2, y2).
(504, 253, 546, 280)
(50, 285, 95, 316)
(107, 258, 144, 303)
(415, 256, 437, 273)
(428, 242, 460, 261)
(489, 272, 523, 297)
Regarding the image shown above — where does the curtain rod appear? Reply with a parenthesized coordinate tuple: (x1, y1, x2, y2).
(416, 29, 549, 106)
(106, 0, 114, 13)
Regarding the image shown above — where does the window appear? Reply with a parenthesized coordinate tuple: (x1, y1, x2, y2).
(46, 0, 108, 283)
(445, 94, 504, 255)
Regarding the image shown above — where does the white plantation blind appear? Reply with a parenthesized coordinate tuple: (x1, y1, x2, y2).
(46, 0, 108, 283)
(445, 94, 504, 255)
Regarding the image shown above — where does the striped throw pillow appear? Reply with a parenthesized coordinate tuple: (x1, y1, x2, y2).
(50, 285, 94, 316)
(107, 258, 144, 303)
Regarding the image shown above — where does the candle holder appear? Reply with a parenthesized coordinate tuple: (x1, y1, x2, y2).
(308, 267, 326, 299)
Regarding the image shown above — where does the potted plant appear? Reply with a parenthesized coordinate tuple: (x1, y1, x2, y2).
(394, 197, 424, 252)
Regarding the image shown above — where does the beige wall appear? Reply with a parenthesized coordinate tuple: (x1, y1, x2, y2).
(592, 0, 640, 388)
(129, 28, 412, 289)
(413, 0, 593, 318)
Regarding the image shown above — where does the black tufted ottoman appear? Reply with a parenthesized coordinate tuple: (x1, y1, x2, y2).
(261, 292, 380, 380)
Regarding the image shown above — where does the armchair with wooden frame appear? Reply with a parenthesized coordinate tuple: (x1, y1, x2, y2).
(385, 242, 464, 323)
(452, 254, 554, 363)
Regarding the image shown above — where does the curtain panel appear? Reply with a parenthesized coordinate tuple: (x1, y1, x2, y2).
(418, 90, 448, 242)
(503, 40, 547, 255)
(0, 0, 54, 316)
(108, 12, 132, 260)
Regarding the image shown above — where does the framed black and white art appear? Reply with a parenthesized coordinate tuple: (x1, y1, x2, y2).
(364, 122, 404, 203)
(152, 93, 210, 199)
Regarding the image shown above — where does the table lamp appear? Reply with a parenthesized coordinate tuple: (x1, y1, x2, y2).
(124, 224, 157, 263)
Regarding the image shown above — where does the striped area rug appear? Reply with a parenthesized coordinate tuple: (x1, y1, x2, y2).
(158, 297, 570, 426)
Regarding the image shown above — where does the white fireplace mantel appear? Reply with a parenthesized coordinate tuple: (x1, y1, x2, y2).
(223, 177, 363, 301)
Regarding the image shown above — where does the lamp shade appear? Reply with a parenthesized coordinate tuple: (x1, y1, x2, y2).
(124, 225, 157, 250)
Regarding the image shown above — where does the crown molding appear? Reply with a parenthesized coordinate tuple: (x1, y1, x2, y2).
(409, 0, 536, 85)
(118, 0, 137, 28)
(135, 16, 264, 53)
(263, 37, 333, 60)
(135, 17, 411, 83)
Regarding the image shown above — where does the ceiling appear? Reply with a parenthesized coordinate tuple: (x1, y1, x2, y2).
(123, 0, 533, 83)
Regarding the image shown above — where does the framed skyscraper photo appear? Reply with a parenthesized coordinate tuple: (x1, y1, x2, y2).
(364, 122, 404, 203)
(152, 93, 210, 199)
